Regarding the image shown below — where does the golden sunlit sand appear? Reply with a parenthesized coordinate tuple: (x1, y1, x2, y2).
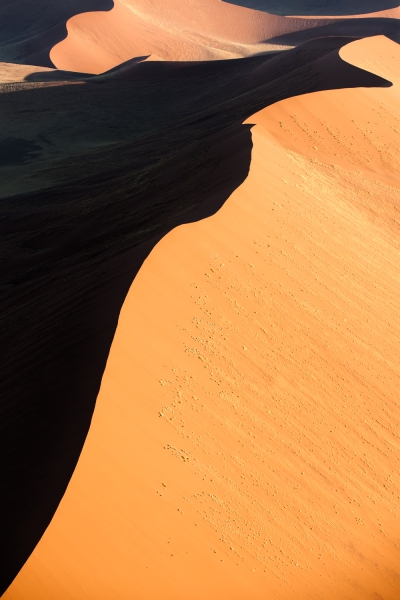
(5, 36, 400, 599)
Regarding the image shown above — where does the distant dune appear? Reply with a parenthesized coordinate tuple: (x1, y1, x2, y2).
(224, 0, 400, 17)
(49, 0, 400, 73)
(4, 35, 399, 600)
(1, 0, 399, 72)
(49, 0, 334, 72)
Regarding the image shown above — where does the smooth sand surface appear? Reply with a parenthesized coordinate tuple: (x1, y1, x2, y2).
(4, 35, 400, 599)
(49, 0, 331, 72)
(50, 0, 400, 74)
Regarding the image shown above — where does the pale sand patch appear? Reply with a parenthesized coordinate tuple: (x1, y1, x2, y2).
(0, 62, 55, 83)
(4, 36, 400, 600)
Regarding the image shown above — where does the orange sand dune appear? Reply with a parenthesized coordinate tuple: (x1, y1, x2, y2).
(50, 0, 333, 73)
(50, 0, 399, 74)
(5, 35, 400, 599)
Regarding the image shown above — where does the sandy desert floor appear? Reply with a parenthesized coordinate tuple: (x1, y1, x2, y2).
(4, 35, 400, 600)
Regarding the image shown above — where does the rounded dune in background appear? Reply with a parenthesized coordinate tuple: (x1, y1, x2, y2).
(49, 0, 334, 73)
(4, 35, 400, 600)
(50, 0, 399, 74)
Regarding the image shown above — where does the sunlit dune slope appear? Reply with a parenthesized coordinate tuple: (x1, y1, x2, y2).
(5, 35, 400, 600)
(50, 0, 400, 73)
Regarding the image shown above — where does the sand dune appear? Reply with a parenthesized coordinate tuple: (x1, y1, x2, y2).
(3, 35, 389, 594)
(49, 0, 333, 73)
(50, 0, 400, 73)
(1, 0, 399, 73)
(1, 35, 388, 198)
(4, 35, 399, 599)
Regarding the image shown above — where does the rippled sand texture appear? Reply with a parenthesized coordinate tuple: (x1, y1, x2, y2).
(5, 35, 400, 600)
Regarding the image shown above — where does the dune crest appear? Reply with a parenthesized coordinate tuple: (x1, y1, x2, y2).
(4, 35, 400, 600)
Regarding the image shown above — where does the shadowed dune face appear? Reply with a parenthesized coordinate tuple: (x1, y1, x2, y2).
(224, 0, 400, 16)
(0, 0, 113, 67)
(0, 38, 393, 594)
(3, 35, 400, 600)
(49, 0, 400, 74)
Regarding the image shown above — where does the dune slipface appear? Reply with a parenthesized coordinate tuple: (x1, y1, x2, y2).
(4, 36, 400, 600)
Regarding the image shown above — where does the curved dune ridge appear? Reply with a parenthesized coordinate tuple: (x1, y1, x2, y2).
(4, 35, 400, 599)
(50, 0, 400, 73)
